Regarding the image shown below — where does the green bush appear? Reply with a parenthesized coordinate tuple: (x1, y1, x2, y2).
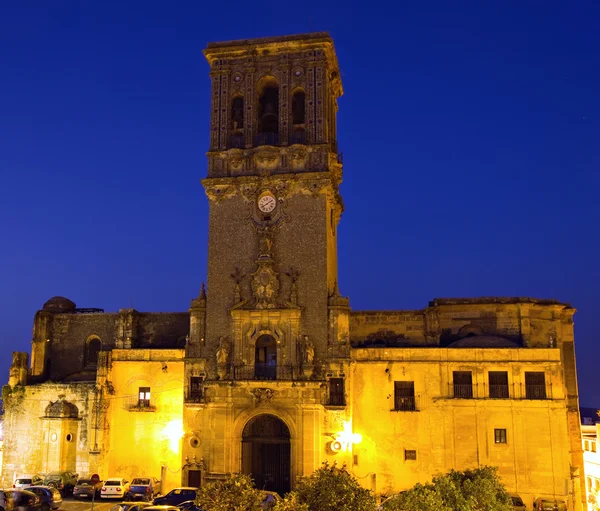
(195, 473, 264, 511)
(384, 466, 512, 511)
(292, 462, 376, 511)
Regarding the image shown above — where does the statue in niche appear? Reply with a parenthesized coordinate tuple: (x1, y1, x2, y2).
(259, 231, 274, 258)
(216, 337, 230, 366)
(302, 335, 315, 364)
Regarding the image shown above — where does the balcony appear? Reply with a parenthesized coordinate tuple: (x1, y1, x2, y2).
(446, 383, 553, 400)
(125, 396, 156, 412)
(254, 132, 279, 147)
(452, 384, 474, 399)
(488, 384, 510, 399)
(524, 384, 548, 400)
(232, 363, 299, 381)
(393, 395, 420, 412)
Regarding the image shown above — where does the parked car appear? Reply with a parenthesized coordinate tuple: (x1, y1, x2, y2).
(27, 486, 63, 511)
(259, 491, 282, 509)
(176, 501, 202, 511)
(109, 502, 154, 511)
(101, 478, 131, 499)
(143, 506, 179, 511)
(3, 489, 42, 511)
(42, 472, 78, 497)
(533, 498, 568, 511)
(511, 494, 527, 511)
(125, 478, 161, 501)
(14, 475, 44, 489)
(152, 488, 198, 507)
(73, 478, 104, 499)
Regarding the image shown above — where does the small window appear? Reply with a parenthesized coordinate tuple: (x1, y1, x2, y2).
(494, 428, 507, 444)
(525, 372, 546, 399)
(138, 387, 151, 407)
(292, 90, 306, 125)
(394, 381, 416, 411)
(231, 96, 244, 129)
(404, 449, 417, 461)
(86, 337, 102, 366)
(453, 371, 473, 398)
(488, 371, 509, 398)
(66, 433, 73, 442)
(328, 378, 345, 406)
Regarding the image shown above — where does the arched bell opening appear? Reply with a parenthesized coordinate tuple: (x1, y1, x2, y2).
(256, 76, 279, 146)
(242, 414, 291, 495)
(230, 95, 245, 149)
(255, 334, 277, 380)
(290, 88, 306, 145)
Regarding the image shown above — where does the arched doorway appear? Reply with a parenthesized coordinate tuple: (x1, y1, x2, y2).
(242, 414, 290, 495)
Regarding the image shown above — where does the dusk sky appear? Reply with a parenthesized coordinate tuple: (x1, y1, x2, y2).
(1, 2, 598, 405)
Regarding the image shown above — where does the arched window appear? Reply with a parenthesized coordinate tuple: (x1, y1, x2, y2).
(292, 90, 305, 125)
(86, 337, 102, 366)
(256, 77, 279, 145)
(231, 96, 244, 130)
(254, 334, 277, 380)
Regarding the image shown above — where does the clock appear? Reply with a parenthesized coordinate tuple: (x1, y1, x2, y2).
(258, 193, 277, 213)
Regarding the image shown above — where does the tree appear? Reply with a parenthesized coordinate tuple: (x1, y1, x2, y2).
(292, 462, 376, 511)
(384, 466, 512, 511)
(195, 473, 264, 511)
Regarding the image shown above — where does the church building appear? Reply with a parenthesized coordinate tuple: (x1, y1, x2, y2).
(1, 32, 586, 510)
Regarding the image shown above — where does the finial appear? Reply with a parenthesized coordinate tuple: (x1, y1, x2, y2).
(200, 282, 207, 300)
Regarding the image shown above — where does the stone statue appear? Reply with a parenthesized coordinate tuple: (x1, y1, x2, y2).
(259, 232, 274, 257)
(303, 335, 315, 364)
(216, 337, 230, 365)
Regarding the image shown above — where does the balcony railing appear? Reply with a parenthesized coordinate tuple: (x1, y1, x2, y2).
(327, 394, 346, 407)
(232, 363, 299, 381)
(393, 395, 420, 412)
(254, 132, 279, 147)
(446, 383, 553, 400)
(453, 384, 474, 399)
(125, 395, 156, 411)
(185, 388, 204, 404)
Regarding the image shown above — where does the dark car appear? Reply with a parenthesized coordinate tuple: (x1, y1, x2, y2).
(108, 502, 154, 511)
(42, 472, 78, 497)
(176, 501, 202, 511)
(3, 489, 42, 511)
(27, 486, 63, 511)
(73, 479, 104, 500)
(125, 478, 161, 501)
(153, 489, 198, 507)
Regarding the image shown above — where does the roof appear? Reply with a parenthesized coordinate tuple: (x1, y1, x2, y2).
(430, 297, 572, 308)
(205, 32, 332, 50)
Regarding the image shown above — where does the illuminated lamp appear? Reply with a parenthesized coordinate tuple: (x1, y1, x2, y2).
(329, 440, 343, 453)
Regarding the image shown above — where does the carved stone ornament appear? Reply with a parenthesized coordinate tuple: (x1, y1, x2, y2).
(253, 147, 280, 172)
(251, 387, 275, 404)
(205, 184, 236, 202)
(251, 261, 280, 309)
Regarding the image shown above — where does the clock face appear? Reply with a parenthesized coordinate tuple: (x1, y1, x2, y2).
(258, 194, 276, 213)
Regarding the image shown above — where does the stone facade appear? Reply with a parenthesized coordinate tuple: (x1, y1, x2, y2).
(1, 32, 586, 510)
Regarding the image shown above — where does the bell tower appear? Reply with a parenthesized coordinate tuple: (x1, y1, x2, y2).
(200, 33, 348, 379)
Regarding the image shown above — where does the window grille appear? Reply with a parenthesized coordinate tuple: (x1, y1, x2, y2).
(394, 381, 416, 411)
(524, 372, 547, 399)
(328, 378, 345, 406)
(138, 387, 151, 408)
(488, 371, 509, 398)
(453, 371, 473, 398)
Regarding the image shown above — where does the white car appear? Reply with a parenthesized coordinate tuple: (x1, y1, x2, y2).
(14, 474, 44, 489)
(101, 478, 130, 499)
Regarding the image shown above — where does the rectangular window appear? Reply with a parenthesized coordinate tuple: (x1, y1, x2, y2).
(488, 371, 509, 398)
(494, 428, 507, 444)
(328, 378, 345, 406)
(453, 371, 473, 398)
(404, 449, 417, 461)
(138, 387, 151, 407)
(525, 372, 547, 399)
(189, 377, 203, 402)
(394, 381, 416, 411)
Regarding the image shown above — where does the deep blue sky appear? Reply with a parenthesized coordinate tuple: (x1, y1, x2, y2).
(1, 2, 598, 405)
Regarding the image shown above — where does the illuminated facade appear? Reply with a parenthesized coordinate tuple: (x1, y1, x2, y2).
(1, 33, 586, 510)
(582, 415, 600, 510)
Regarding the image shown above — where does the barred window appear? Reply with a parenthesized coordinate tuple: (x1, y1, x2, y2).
(525, 372, 546, 399)
(329, 378, 345, 406)
(453, 371, 473, 398)
(138, 387, 151, 407)
(488, 371, 509, 398)
(394, 381, 416, 411)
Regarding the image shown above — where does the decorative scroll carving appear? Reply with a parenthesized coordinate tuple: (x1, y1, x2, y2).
(250, 387, 275, 404)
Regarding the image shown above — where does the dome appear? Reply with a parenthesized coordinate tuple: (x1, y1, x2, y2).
(448, 335, 521, 348)
(44, 396, 79, 419)
(42, 296, 76, 313)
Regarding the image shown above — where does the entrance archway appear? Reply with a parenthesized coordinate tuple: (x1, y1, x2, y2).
(242, 414, 290, 495)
